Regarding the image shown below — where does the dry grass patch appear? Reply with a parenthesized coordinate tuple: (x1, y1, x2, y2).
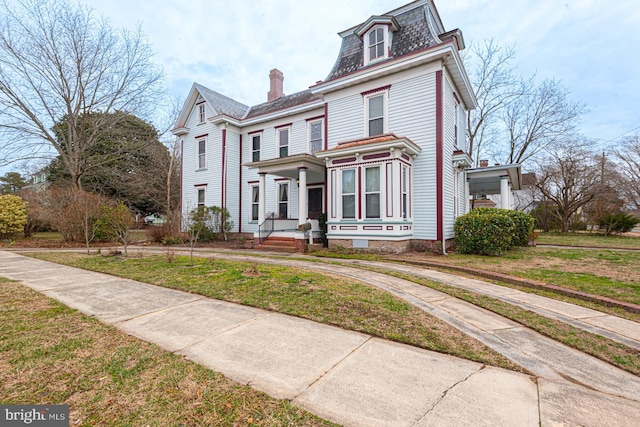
(0, 278, 335, 426)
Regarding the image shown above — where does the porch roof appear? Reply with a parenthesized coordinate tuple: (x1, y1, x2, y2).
(466, 163, 522, 195)
(315, 133, 422, 159)
(244, 154, 326, 182)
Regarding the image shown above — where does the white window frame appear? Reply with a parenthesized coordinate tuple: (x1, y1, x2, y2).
(308, 119, 323, 155)
(277, 127, 290, 158)
(364, 90, 388, 137)
(363, 25, 390, 65)
(198, 103, 206, 124)
(277, 181, 289, 218)
(364, 166, 381, 219)
(341, 168, 356, 219)
(250, 184, 259, 222)
(196, 137, 207, 170)
(196, 186, 206, 208)
(251, 133, 262, 162)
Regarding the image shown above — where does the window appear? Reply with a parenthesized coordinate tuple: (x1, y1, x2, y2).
(198, 103, 205, 124)
(365, 167, 380, 219)
(251, 133, 261, 162)
(251, 185, 259, 221)
(196, 187, 205, 208)
(454, 102, 459, 147)
(368, 94, 384, 136)
(197, 138, 206, 169)
(342, 169, 356, 219)
(309, 120, 323, 155)
(402, 166, 408, 219)
(368, 27, 385, 61)
(277, 182, 289, 218)
(277, 127, 289, 157)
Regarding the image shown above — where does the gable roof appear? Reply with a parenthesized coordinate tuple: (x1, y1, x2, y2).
(194, 83, 249, 120)
(245, 89, 323, 120)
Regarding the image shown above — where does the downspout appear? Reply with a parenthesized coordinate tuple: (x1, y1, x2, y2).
(222, 123, 228, 239)
(435, 69, 446, 254)
(238, 134, 243, 233)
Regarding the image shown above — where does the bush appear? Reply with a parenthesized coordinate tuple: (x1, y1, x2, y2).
(0, 194, 28, 240)
(598, 212, 639, 236)
(455, 208, 534, 256)
(189, 206, 233, 242)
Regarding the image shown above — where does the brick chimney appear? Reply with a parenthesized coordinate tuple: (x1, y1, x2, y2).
(479, 159, 489, 167)
(267, 68, 284, 102)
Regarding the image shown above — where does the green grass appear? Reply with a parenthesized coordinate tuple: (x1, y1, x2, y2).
(346, 265, 640, 376)
(536, 231, 640, 249)
(26, 252, 521, 372)
(400, 246, 640, 306)
(0, 278, 335, 426)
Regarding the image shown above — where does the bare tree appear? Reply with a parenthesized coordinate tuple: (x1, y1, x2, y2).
(533, 141, 599, 232)
(464, 40, 519, 165)
(500, 78, 586, 165)
(0, 0, 163, 189)
(614, 134, 640, 210)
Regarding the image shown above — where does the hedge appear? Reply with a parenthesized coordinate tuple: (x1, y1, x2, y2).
(455, 208, 534, 256)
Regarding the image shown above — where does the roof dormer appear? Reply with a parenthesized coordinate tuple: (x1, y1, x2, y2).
(355, 15, 400, 66)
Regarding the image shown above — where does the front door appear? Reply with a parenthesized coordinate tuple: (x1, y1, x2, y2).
(308, 187, 323, 219)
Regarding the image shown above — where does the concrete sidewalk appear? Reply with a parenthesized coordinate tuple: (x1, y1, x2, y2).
(1, 250, 639, 426)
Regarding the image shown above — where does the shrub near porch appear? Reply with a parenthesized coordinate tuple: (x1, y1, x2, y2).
(454, 208, 534, 256)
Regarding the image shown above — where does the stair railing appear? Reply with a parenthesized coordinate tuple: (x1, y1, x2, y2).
(258, 212, 275, 244)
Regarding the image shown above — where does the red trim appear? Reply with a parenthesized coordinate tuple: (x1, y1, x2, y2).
(436, 70, 444, 242)
(196, 101, 205, 105)
(453, 92, 460, 104)
(361, 85, 391, 97)
(194, 133, 208, 139)
(221, 129, 227, 212)
(247, 180, 259, 184)
(305, 115, 325, 122)
(274, 122, 292, 129)
(248, 129, 263, 135)
(194, 183, 208, 187)
(363, 152, 390, 160)
(180, 139, 184, 215)
(324, 103, 329, 151)
(333, 157, 357, 165)
(238, 134, 243, 233)
(386, 162, 392, 218)
(357, 166, 362, 219)
(274, 177, 291, 182)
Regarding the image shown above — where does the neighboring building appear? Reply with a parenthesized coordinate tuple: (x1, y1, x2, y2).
(173, 0, 521, 252)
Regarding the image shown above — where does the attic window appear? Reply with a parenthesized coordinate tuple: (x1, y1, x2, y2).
(368, 27, 385, 61)
(198, 103, 205, 124)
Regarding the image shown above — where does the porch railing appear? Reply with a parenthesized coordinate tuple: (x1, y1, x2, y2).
(258, 212, 275, 244)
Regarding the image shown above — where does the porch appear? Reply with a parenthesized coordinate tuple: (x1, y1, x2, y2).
(245, 154, 326, 252)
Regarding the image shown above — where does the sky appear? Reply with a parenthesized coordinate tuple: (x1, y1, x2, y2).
(6, 0, 640, 176)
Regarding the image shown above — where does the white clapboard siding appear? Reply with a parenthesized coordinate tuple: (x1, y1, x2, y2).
(225, 130, 240, 232)
(389, 71, 438, 240)
(328, 94, 363, 146)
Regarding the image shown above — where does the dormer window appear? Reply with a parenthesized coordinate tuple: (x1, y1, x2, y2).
(355, 16, 399, 66)
(368, 27, 385, 61)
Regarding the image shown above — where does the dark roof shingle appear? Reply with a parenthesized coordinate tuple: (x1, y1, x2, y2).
(325, 4, 439, 81)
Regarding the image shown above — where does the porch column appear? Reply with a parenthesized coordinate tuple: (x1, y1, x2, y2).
(465, 177, 471, 214)
(258, 173, 266, 224)
(298, 167, 308, 226)
(500, 176, 510, 209)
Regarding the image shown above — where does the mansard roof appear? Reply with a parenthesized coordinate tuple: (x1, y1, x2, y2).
(325, 1, 445, 81)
